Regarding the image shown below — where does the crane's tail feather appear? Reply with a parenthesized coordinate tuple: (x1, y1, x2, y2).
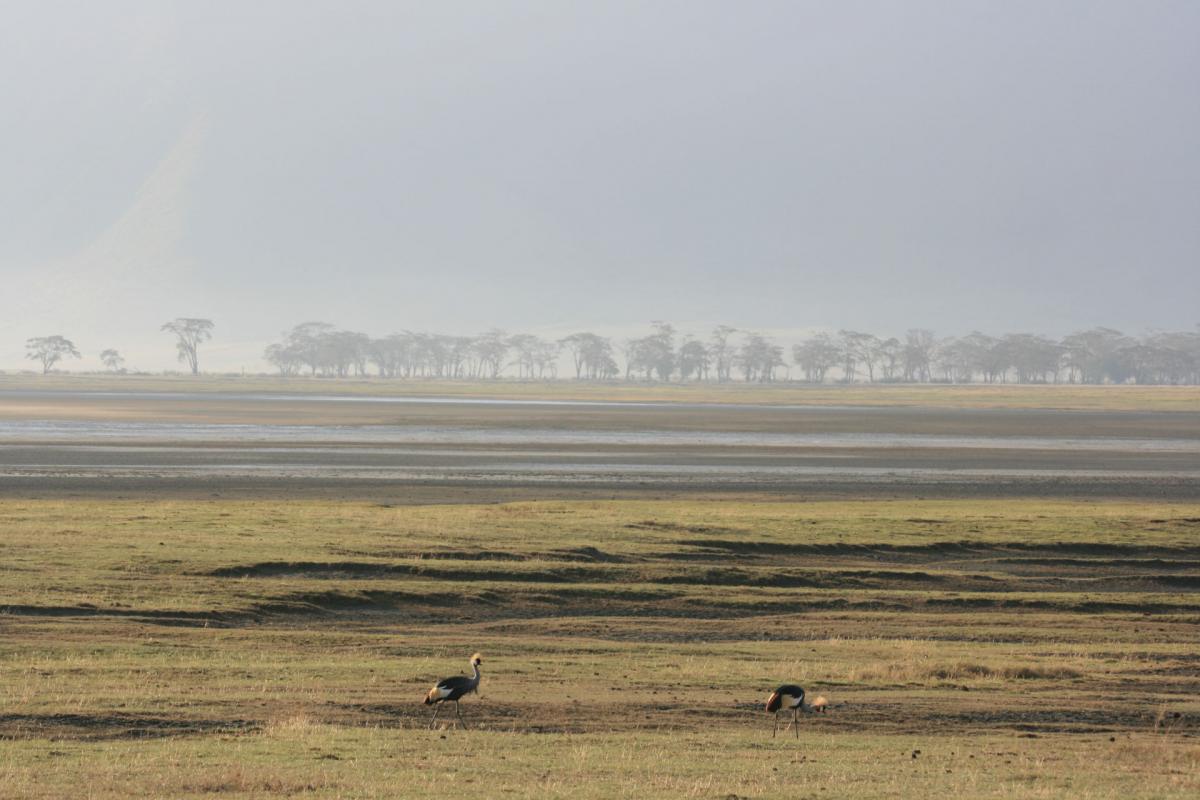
(424, 686, 444, 705)
(765, 690, 783, 713)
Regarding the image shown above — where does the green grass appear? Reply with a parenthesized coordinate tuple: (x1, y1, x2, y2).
(2, 498, 1199, 798)
(3, 498, 1198, 614)
(4, 727, 1197, 799)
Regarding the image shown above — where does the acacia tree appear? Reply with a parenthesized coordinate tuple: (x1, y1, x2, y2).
(1139, 331, 1200, 384)
(736, 333, 785, 382)
(161, 318, 214, 375)
(509, 334, 556, 379)
(625, 323, 676, 381)
(933, 337, 975, 383)
(99, 349, 125, 372)
(26, 335, 81, 374)
(677, 338, 710, 381)
(1061, 327, 1133, 384)
(877, 337, 903, 381)
(560, 332, 614, 379)
(325, 330, 370, 377)
(275, 322, 333, 375)
(709, 325, 737, 382)
(838, 330, 880, 382)
(532, 338, 560, 378)
(955, 331, 1003, 383)
(472, 329, 509, 379)
(1003, 333, 1062, 384)
(902, 329, 936, 382)
(264, 342, 303, 376)
(792, 334, 839, 382)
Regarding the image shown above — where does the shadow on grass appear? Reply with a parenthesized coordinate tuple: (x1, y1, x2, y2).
(0, 712, 259, 741)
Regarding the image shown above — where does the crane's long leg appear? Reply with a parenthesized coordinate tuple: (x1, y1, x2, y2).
(429, 703, 443, 729)
(793, 708, 799, 739)
(455, 701, 469, 730)
(773, 711, 779, 738)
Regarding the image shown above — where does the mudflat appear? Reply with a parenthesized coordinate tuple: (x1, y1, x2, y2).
(0, 384, 1196, 501)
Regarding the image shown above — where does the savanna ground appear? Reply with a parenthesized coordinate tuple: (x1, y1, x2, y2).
(2, 371, 1199, 411)
(1, 380, 1198, 798)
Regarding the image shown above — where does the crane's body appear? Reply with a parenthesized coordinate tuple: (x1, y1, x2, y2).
(424, 653, 482, 729)
(766, 684, 827, 738)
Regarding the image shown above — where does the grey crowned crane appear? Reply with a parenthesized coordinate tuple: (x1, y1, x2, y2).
(765, 684, 827, 738)
(424, 653, 482, 729)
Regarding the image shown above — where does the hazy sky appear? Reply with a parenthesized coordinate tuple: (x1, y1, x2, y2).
(2, 1, 1197, 371)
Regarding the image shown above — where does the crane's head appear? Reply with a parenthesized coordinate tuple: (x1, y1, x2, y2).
(471, 652, 483, 667)
(808, 695, 829, 713)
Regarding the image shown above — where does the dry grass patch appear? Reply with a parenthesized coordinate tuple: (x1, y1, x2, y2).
(3, 372, 1198, 411)
(851, 660, 1085, 685)
(1, 496, 1198, 797)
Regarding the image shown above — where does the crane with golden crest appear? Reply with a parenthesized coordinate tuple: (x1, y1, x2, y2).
(424, 653, 483, 729)
(765, 684, 828, 738)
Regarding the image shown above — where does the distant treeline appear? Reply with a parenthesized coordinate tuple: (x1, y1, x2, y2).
(22, 320, 1200, 384)
(261, 322, 1200, 385)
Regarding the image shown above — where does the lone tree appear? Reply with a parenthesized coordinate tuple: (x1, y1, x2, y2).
(26, 335, 81, 374)
(99, 349, 125, 372)
(161, 318, 214, 375)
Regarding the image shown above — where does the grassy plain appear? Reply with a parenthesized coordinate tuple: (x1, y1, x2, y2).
(2, 498, 1198, 798)
(3, 372, 1200, 411)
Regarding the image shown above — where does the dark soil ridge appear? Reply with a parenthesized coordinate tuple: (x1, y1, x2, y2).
(675, 539, 1200, 559)
(0, 603, 224, 624)
(206, 586, 1200, 619)
(205, 557, 1200, 591)
(204, 560, 964, 589)
(0, 712, 259, 741)
(8, 582, 1200, 625)
(4, 703, 1183, 741)
(14, 597, 1200, 625)
(282, 545, 628, 564)
(995, 557, 1200, 569)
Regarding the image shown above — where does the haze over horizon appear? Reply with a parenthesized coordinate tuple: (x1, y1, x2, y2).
(2, 1, 1197, 372)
